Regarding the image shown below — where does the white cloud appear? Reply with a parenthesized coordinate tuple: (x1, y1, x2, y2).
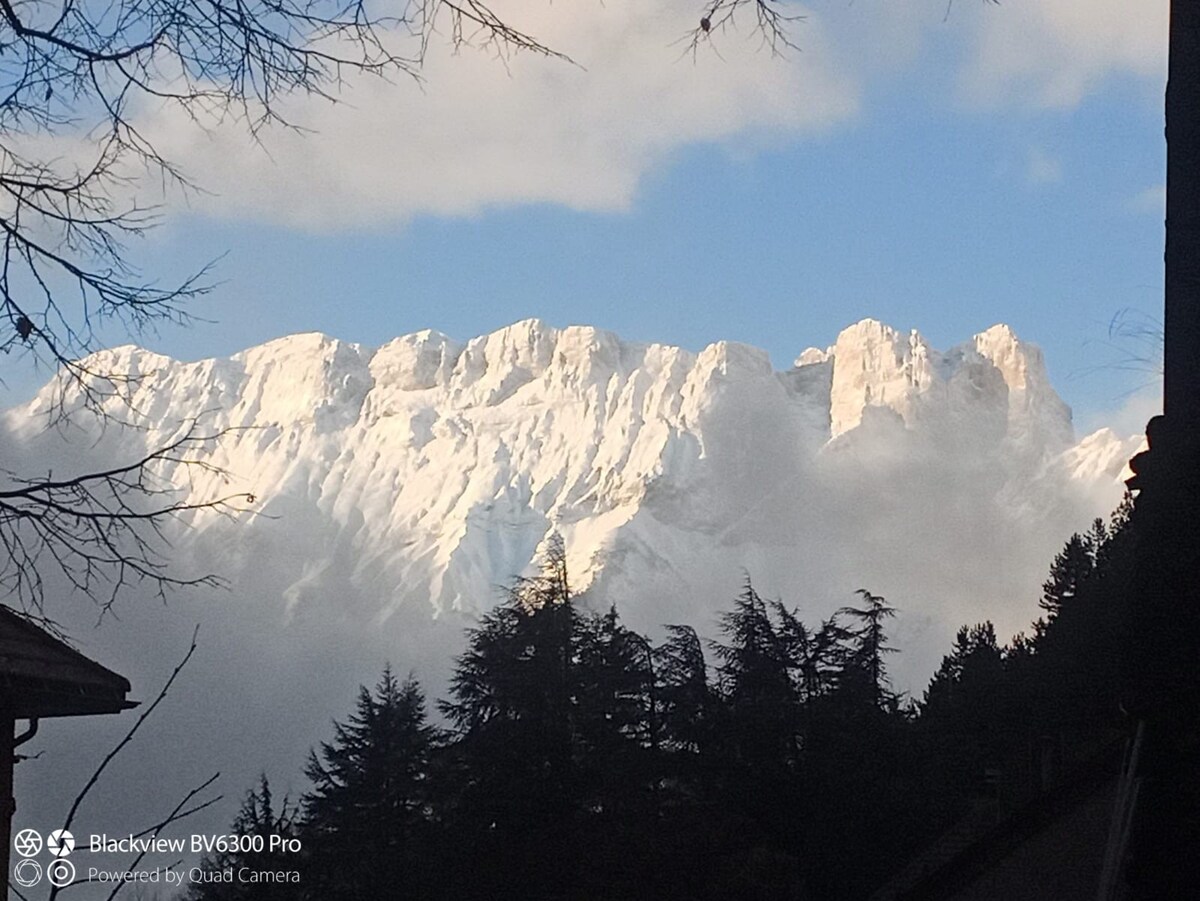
(108, 0, 1170, 230)
(137, 0, 857, 230)
(1090, 381, 1161, 437)
(959, 0, 1167, 108)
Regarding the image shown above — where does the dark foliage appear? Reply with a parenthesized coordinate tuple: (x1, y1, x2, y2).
(199, 500, 1140, 901)
(186, 777, 299, 901)
(301, 667, 443, 899)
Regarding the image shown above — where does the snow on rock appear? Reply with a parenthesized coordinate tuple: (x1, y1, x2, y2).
(5, 317, 1149, 869)
(827, 319, 939, 437)
(823, 319, 1074, 453)
(3, 318, 1135, 685)
(1058, 428, 1144, 484)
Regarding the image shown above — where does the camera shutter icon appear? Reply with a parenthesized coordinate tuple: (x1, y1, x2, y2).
(13, 858, 42, 887)
(47, 830, 75, 857)
(13, 829, 42, 858)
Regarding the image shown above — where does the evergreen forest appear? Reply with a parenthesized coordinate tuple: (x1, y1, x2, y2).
(186, 498, 1141, 901)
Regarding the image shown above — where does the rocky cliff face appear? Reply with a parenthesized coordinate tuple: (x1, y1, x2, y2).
(5, 317, 1144, 858)
(4, 318, 1137, 670)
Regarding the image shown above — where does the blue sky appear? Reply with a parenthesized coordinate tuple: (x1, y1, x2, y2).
(11, 0, 1168, 432)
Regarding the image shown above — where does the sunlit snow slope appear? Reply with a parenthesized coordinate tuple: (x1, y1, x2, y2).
(5, 318, 1137, 669)
(6, 318, 1145, 878)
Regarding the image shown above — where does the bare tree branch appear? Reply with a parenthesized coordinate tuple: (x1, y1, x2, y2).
(51, 624, 199, 841)
(101, 776, 221, 900)
(681, 0, 804, 59)
(29, 628, 223, 899)
(0, 416, 254, 613)
(0, 0, 566, 410)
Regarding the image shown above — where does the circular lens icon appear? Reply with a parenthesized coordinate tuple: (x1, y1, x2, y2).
(47, 858, 76, 888)
(13, 828, 42, 858)
(47, 829, 75, 857)
(13, 858, 42, 888)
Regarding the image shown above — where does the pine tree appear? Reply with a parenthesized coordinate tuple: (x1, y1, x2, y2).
(924, 623, 1002, 715)
(440, 538, 577, 799)
(576, 605, 657, 770)
(837, 589, 899, 709)
(300, 667, 441, 899)
(797, 615, 849, 704)
(437, 536, 587, 897)
(655, 623, 713, 756)
(439, 536, 673, 898)
(702, 580, 808, 899)
(712, 579, 803, 771)
(186, 777, 300, 901)
(1039, 532, 1095, 617)
(920, 622, 1007, 807)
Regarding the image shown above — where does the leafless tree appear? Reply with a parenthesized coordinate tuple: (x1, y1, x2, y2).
(6, 628, 224, 900)
(0, 0, 800, 617)
(0, 0, 565, 615)
(0, 417, 256, 618)
(0, 0, 564, 382)
(683, 0, 803, 57)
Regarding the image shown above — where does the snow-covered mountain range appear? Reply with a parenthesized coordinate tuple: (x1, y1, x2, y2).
(6, 317, 1143, 868)
(8, 318, 1137, 666)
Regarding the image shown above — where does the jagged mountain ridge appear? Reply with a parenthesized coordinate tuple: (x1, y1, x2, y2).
(4, 317, 1146, 874)
(6, 317, 1135, 655)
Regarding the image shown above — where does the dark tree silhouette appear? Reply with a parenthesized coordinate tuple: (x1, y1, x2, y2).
(301, 667, 441, 899)
(438, 537, 585, 898)
(655, 623, 714, 756)
(205, 495, 1158, 901)
(186, 776, 300, 901)
(837, 589, 898, 708)
(712, 579, 802, 772)
(1039, 532, 1095, 617)
(0, 0, 563, 619)
(439, 538, 674, 899)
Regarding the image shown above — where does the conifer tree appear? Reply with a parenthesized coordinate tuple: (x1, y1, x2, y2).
(713, 579, 802, 771)
(301, 667, 441, 899)
(655, 623, 713, 756)
(921, 622, 1006, 804)
(437, 536, 587, 897)
(837, 589, 898, 709)
(186, 777, 300, 901)
(576, 605, 658, 778)
(1039, 532, 1096, 617)
(924, 622, 1002, 715)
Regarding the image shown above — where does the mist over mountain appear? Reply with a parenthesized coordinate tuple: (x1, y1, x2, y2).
(5, 318, 1138, 879)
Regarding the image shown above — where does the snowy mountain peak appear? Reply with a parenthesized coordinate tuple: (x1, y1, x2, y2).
(794, 346, 831, 367)
(35, 318, 1080, 462)
(963, 322, 1073, 449)
(8, 316, 1146, 864)
(819, 318, 1073, 448)
(7, 317, 1134, 674)
(826, 319, 937, 436)
(373, 329, 463, 392)
(969, 323, 1043, 395)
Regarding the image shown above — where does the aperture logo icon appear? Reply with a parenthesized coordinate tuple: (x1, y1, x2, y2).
(13, 858, 42, 887)
(47, 829, 75, 857)
(13, 828, 42, 858)
(47, 858, 76, 888)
